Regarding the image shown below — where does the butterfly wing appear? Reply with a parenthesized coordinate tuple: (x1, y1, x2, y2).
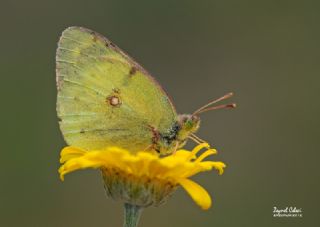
(56, 27, 177, 151)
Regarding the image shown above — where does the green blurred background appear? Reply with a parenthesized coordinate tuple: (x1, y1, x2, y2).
(0, 0, 319, 226)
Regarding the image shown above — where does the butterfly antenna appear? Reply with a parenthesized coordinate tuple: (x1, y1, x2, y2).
(193, 92, 236, 115)
(196, 103, 236, 114)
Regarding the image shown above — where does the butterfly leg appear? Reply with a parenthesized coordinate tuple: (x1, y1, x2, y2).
(144, 144, 154, 151)
(172, 142, 179, 155)
(188, 135, 202, 144)
(191, 133, 207, 144)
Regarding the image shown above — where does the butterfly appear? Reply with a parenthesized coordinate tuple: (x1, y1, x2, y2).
(56, 27, 235, 155)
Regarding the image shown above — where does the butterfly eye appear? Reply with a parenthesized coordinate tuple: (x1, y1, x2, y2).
(186, 120, 193, 127)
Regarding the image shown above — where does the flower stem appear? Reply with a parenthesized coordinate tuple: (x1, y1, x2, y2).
(123, 203, 143, 227)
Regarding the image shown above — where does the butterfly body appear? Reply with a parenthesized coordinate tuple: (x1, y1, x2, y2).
(56, 27, 200, 155)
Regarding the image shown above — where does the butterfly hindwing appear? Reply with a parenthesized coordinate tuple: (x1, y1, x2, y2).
(56, 27, 177, 151)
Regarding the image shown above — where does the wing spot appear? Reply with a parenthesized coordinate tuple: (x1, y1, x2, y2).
(90, 31, 98, 42)
(107, 95, 121, 107)
(129, 67, 137, 76)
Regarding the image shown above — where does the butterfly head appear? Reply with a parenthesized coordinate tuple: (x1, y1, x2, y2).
(177, 114, 200, 137)
(153, 93, 236, 155)
(174, 93, 236, 150)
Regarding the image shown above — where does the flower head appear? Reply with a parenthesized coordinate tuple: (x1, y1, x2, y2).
(59, 143, 226, 210)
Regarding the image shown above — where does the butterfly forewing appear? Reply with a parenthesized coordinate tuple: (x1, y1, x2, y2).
(56, 27, 177, 151)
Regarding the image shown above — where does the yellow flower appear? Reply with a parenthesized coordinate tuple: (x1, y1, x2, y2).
(59, 143, 226, 210)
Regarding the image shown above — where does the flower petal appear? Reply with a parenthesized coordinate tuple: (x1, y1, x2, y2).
(196, 149, 217, 162)
(202, 161, 226, 175)
(187, 143, 210, 161)
(60, 146, 86, 163)
(178, 178, 212, 210)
